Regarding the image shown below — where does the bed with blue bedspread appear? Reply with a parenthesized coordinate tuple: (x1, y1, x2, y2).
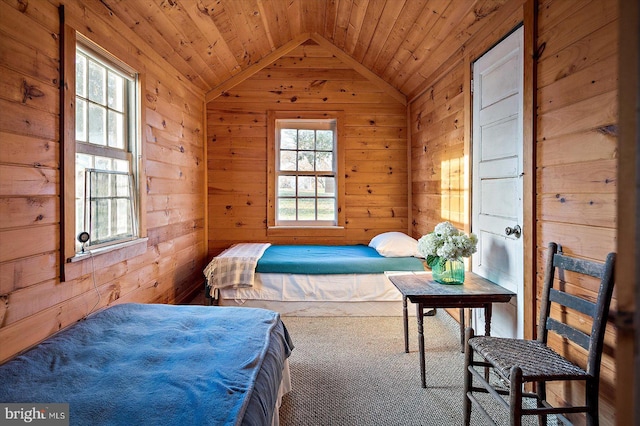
(204, 235, 426, 316)
(0, 303, 293, 426)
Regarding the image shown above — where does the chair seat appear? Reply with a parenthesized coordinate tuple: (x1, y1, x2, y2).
(469, 336, 590, 382)
(463, 245, 615, 426)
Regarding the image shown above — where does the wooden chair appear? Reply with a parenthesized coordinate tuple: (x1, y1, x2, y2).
(463, 242, 616, 426)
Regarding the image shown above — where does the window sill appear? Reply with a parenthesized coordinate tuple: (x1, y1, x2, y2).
(62, 237, 148, 282)
(267, 226, 346, 237)
(67, 238, 148, 262)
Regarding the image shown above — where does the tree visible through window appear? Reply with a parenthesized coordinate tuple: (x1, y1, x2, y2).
(276, 119, 337, 225)
(75, 43, 139, 252)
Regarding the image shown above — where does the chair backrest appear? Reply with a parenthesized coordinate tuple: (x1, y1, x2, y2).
(537, 242, 616, 376)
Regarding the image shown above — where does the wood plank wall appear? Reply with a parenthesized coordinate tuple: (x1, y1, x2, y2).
(0, 0, 206, 363)
(206, 41, 408, 256)
(410, 0, 618, 423)
(536, 0, 618, 422)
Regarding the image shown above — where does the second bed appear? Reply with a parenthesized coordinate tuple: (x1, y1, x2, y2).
(205, 236, 426, 316)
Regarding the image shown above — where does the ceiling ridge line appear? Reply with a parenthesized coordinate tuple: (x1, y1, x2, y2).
(205, 32, 407, 106)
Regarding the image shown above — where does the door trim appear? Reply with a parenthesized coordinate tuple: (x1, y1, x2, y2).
(466, 14, 536, 340)
(522, 2, 537, 341)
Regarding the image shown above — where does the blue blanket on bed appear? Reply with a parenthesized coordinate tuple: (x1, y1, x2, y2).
(0, 304, 293, 426)
(255, 244, 424, 274)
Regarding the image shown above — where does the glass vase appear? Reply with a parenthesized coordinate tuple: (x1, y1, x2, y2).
(432, 257, 465, 284)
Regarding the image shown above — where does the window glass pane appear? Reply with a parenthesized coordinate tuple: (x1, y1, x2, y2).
(316, 151, 333, 171)
(108, 72, 124, 112)
(92, 171, 111, 198)
(298, 176, 315, 197)
(88, 60, 106, 104)
(277, 175, 295, 197)
(316, 130, 333, 150)
(115, 174, 130, 197)
(76, 153, 92, 198)
(113, 159, 129, 173)
(76, 153, 94, 169)
(88, 104, 106, 145)
(95, 156, 112, 170)
(297, 152, 314, 171)
(317, 198, 335, 221)
(76, 99, 87, 142)
(76, 156, 91, 243)
(298, 130, 314, 150)
(280, 151, 297, 171)
(297, 198, 316, 220)
(76, 54, 86, 97)
(277, 198, 296, 221)
(92, 199, 110, 241)
(280, 129, 297, 149)
(116, 198, 132, 234)
(108, 110, 124, 148)
(317, 176, 335, 197)
(75, 197, 85, 249)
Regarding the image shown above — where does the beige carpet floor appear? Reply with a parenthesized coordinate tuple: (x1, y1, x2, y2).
(277, 312, 552, 426)
(186, 292, 555, 425)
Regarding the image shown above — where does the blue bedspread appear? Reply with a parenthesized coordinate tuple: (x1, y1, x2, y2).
(0, 304, 293, 426)
(255, 244, 425, 274)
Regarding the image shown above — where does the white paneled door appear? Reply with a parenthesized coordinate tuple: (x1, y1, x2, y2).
(472, 26, 524, 338)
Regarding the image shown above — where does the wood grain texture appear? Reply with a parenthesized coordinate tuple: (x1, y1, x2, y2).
(534, 3, 618, 417)
(207, 40, 407, 253)
(409, 0, 618, 423)
(0, 0, 206, 363)
(63, 0, 521, 100)
(0, 0, 626, 423)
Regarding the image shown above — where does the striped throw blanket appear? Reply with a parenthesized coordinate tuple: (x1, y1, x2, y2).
(203, 243, 271, 295)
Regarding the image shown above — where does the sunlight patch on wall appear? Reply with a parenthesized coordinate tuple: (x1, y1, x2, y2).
(440, 155, 469, 228)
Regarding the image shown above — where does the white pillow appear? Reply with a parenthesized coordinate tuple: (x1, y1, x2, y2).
(368, 232, 423, 258)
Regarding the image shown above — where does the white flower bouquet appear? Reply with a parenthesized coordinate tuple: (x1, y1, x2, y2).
(417, 221, 478, 268)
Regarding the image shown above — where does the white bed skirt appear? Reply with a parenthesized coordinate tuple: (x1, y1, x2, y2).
(272, 358, 291, 426)
(219, 272, 409, 316)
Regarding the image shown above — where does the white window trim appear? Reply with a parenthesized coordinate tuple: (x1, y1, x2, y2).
(275, 118, 338, 226)
(61, 25, 147, 281)
(267, 111, 345, 237)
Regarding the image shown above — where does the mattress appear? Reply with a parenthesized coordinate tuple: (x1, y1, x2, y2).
(0, 303, 293, 426)
(256, 244, 425, 274)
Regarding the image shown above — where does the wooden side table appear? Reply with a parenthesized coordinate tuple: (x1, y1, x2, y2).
(389, 272, 515, 388)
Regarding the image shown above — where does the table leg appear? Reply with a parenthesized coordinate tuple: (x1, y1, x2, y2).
(483, 303, 493, 381)
(459, 308, 465, 352)
(417, 302, 426, 388)
(484, 304, 493, 336)
(403, 295, 409, 353)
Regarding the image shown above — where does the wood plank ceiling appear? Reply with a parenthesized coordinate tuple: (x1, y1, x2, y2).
(100, 0, 510, 100)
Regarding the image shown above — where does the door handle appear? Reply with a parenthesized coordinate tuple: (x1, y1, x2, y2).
(505, 225, 521, 238)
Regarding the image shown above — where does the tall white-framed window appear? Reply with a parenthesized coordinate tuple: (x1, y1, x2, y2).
(73, 37, 140, 253)
(267, 111, 345, 236)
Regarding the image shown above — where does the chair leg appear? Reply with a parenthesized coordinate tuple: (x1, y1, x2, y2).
(536, 381, 547, 426)
(509, 366, 523, 426)
(463, 327, 474, 426)
(585, 379, 599, 426)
